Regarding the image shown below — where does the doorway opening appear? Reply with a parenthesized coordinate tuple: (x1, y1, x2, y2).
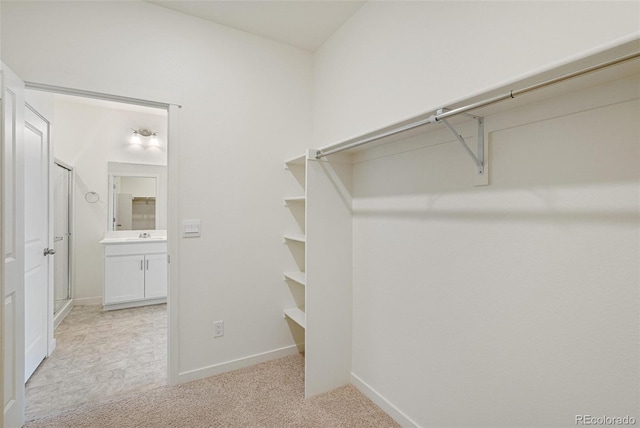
(23, 89, 173, 421)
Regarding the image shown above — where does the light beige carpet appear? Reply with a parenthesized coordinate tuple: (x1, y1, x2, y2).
(26, 354, 400, 427)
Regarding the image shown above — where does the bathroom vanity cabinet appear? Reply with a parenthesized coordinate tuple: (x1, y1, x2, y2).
(100, 239, 167, 310)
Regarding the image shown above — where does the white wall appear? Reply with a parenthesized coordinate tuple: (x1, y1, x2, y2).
(3, 1, 312, 378)
(313, 2, 640, 427)
(352, 77, 639, 427)
(313, 1, 640, 147)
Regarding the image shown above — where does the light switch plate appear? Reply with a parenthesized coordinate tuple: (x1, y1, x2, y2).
(182, 219, 201, 238)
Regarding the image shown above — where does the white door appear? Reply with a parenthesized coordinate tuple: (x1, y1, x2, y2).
(2, 63, 26, 428)
(23, 105, 51, 381)
(144, 254, 167, 299)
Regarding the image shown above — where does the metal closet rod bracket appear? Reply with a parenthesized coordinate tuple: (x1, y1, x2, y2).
(429, 108, 485, 175)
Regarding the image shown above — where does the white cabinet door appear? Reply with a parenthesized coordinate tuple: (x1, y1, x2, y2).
(104, 255, 145, 304)
(144, 253, 167, 299)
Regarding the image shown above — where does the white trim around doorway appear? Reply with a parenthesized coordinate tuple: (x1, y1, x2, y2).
(26, 82, 181, 388)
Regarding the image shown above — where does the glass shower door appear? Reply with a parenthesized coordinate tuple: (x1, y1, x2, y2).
(53, 162, 71, 315)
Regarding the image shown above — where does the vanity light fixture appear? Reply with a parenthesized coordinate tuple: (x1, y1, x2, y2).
(131, 128, 158, 146)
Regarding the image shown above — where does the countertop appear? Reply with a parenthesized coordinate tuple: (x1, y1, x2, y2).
(99, 237, 167, 244)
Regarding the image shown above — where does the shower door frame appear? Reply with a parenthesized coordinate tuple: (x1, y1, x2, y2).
(52, 159, 74, 328)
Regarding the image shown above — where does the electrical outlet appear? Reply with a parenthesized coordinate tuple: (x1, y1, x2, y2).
(213, 320, 224, 338)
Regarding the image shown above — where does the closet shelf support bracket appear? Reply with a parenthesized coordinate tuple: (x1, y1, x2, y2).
(433, 109, 484, 175)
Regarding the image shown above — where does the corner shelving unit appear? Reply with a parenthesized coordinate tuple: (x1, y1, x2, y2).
(283, 152, 307, 343)
(278, 43, 640, 405)
(283, 150, 353, 399)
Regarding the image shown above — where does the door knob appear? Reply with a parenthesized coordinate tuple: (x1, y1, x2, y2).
(43, 248, 56, 256)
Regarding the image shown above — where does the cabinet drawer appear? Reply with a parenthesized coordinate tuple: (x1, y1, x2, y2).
(104, 241, 167, 256)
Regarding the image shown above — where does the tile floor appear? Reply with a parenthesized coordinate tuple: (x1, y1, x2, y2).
(26, 304, 167, 421)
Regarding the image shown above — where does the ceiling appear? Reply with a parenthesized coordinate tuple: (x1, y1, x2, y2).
(146, 1, 366, 52)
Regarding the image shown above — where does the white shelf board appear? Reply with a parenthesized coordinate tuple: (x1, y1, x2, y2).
(283, 271, 306, 286)
(284, 154, 306, 168)
(283, 234, 306, 243)
(284, 196, 306, 205)
(283, 308, 306, 329)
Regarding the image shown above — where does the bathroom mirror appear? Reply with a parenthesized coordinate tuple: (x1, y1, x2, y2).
(112, 176, 157, 230)
(107, 162, 167, 231)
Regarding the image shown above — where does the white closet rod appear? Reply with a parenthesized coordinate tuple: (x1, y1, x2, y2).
(315, 50, 640, 159)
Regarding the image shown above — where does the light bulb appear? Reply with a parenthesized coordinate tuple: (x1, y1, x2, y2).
(131, 131, 141, 145)
(149, 133, 159, 146)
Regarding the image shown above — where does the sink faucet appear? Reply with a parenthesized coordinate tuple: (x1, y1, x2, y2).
(139, 232, 151, 238)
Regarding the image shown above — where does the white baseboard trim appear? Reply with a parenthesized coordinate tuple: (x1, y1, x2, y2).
(73, 296, 102, 306)
(103, 298, 166, 311)
(178, 345, 299, 384)
(53, 299, 74, 329)
(47, 338, 56, 357)
(351, 372, 419, 428)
